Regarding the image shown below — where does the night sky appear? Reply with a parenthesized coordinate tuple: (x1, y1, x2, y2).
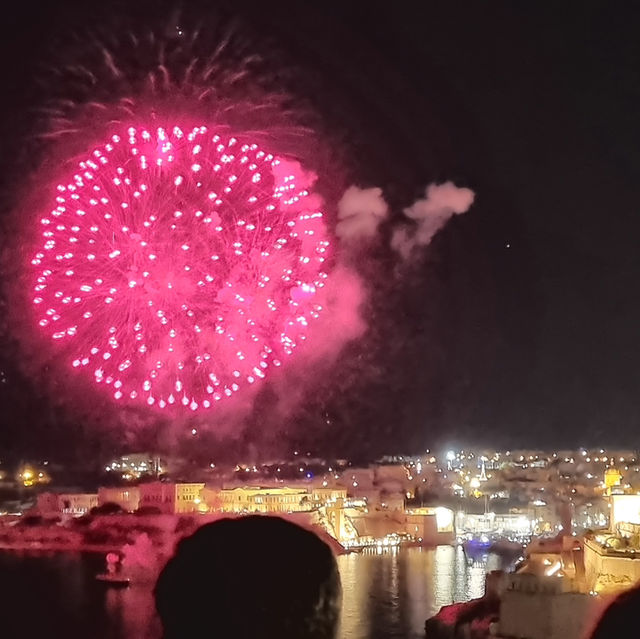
(2, 1, 640, 462)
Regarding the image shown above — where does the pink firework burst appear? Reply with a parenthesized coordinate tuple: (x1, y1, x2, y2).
(31, 124, 331, 411)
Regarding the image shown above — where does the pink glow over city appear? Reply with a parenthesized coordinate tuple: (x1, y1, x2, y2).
(30, 124, 331, 412)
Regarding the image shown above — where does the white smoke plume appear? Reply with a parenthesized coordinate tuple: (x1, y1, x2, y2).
(335, 186, 389, 242)
(391, 181, 474, 259)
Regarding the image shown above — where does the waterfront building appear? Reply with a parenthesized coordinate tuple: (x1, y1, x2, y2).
(456, 511, 534, 538)
(584, 531, 640, 593)
(203, 484, 349, 514)
(324, 498, 353, 542)
(583, 494, 640, 593)
(494, 573, 601, 639)
(58, 493, 98, 515)
(405, 507, 455, 544)
(138, 481, 205, 514)
(608, 493, 640, 528)
(37, 491, 98, 516)
(309, 486, 347, 505)
(214, 486, 311, 514)
(573, 469, 640, 595)
(97, 486, 140, 512)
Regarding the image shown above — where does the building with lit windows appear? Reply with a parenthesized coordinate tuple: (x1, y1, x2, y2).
(58, 493, 98, 515)
(583, 493, 640, 593)
(213, 486, 312, 514)
(405, 507, 455, 544)
(309, 486, 348, 505)
(103, 453, 167, 480)
(97, 486, 140, 512)
(37, 492, 98, 515)
(138, 481, 205, 514)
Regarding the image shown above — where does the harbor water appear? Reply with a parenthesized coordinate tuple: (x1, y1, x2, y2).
(0, 545, 516, 639)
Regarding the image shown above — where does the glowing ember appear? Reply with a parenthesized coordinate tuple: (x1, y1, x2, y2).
(31, 125, 330, 410)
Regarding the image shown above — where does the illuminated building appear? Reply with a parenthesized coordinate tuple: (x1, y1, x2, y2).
(583, 475, 640, 593)
(175, 483, 206, 513)
(45, 493, 98, 516)
(139, 481, 205, 514)
(309, 486, 348, 504)
(456, 511, 534, 538)
(98, 486, 140, 512)
(610, 493, 640, 528)
(214, 486, 311, 514)
(604, 467, 622, 494)
(584, 533, 640, 593)
(494, 573, 595, 639)
(104, 453, 165, 480)
(61, 493, 98, 515)
(324, 498, 349, 541)
(405, 507, 455, 544)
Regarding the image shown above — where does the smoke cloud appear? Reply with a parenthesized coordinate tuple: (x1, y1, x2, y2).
(335, 186, 389, 242)
(391, 181, 475, 260)
(267, 263, 367, 419)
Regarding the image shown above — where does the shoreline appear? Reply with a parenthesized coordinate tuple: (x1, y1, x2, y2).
(0, 541, 121, 553)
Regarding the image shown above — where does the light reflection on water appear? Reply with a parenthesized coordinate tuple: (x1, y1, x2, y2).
(337, 546, 508, 639)
(104, 584, 161, 639)
(0, 546, 512, 639)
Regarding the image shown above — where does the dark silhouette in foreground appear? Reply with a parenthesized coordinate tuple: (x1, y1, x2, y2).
(155, 515, 342, 638)
(589, 585, 640, 638)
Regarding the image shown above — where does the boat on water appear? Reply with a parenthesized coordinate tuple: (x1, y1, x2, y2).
(462, 534, 525, 557)
(96, 551, 130, 587)
(462, 534, 492, 553)
(95, 573, 131, 587)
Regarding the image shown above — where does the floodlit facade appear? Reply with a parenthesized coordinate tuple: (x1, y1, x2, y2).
(215, 486, 311, 513)
(456, 512, 534, 537)
(584, 534, 640, 593)
(405, 507, 456, 544)
(610, 494, 640, 528)
(37, 492, 98, 515)
(175, 483, 206, 513)
(583, 484, 640, 593)
(309, 486, 348, 504)
(495, 573, 598, 639)
(138, 481, 205, 514)
(97, 486, 140, 512)
(58, 493, 98, 515)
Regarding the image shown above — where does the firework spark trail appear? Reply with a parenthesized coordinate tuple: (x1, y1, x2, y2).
(31, 125, 330, 412)
(37, 20, 318, 156)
